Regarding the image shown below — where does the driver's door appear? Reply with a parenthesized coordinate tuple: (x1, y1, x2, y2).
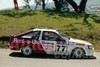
(41, 31, 68, 55)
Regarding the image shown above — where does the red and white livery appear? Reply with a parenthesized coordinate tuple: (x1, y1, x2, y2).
(8, 29, 94, 58)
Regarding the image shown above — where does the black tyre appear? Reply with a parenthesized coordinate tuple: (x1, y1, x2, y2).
(72, 48, 85, 58)
(21, 46, 33, 56)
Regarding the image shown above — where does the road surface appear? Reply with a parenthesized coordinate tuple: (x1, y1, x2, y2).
(0, 49, 99, 67)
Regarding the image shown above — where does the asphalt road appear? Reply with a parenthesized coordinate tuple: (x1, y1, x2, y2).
(0, 49, 100, 67)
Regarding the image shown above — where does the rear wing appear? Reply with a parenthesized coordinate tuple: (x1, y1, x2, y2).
(11, 33, 16, 37)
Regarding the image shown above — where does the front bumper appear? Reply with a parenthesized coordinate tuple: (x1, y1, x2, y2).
(85, 47, 94, 56)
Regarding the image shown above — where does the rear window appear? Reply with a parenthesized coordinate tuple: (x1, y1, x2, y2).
(18, 31, 41, 40)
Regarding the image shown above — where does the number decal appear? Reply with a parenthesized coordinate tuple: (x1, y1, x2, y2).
(62, 46, 66, 52)
(56, 45, 66, 52)
(57, 45, 60, 51)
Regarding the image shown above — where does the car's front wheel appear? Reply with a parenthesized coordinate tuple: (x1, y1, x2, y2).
(21, 46, 33, 56)
(72, 48, 85, 58)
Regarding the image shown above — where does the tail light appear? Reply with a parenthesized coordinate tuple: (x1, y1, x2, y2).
(8, 37, 13, 46)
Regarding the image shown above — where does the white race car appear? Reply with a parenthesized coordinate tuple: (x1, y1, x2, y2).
(8, 29, 94, 58)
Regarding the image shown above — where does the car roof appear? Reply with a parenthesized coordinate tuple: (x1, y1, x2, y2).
(15, 29, 58, 37)
(33, 29, 57, 32)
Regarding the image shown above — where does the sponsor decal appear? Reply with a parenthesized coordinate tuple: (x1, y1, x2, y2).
(56, 41, 67, 45)
(42, 42, 54, 51)
(68, 42, 75, 45)
(12, 38, 47, 52)
(13, 38, 41, 45)
(76, 43, 85, 46)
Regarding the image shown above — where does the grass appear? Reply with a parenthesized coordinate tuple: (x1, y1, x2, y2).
(0, 9, 100, 51)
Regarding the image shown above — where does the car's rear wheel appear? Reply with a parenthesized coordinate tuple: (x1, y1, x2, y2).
(21, 46, 33, 56)
(72, 48, 85, 58)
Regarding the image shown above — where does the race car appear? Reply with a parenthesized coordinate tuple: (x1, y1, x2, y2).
(8, 29, 94, 58)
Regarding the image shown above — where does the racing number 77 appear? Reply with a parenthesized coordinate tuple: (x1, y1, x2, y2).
(56, 45, 66, 52)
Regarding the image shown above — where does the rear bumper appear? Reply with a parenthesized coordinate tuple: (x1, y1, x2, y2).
(8, 45, 13, 49)
(8, 45, 16, 50)
(8, 44, 20, 50)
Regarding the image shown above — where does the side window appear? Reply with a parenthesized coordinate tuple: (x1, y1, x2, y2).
(42, 31, 64, 41)
(18, 31, 41, 40)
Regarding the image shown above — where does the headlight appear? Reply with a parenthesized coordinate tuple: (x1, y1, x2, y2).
(87, 45, 92, 49)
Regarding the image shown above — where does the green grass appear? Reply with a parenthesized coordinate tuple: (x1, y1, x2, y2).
(0, 9, 100, 51)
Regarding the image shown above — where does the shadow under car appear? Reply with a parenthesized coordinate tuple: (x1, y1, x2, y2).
(9, 52, 96, 60)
